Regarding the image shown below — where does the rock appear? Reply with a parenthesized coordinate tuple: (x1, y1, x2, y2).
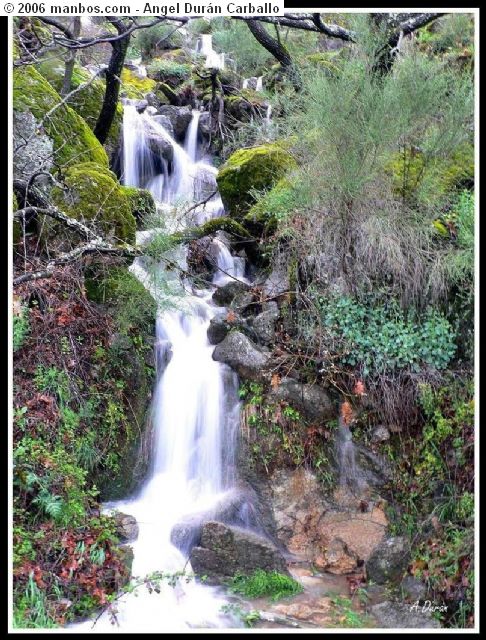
(135, 99, 149, 113)
(207, 313, 232, 345)
(316, 507, 387, 570)
(147, 132, 173, 164)
(189, 521, 288, 584)
(366, 537, 411, 585)
(13, 65, 108, 172)
(269, 378, 335, 422)
(13, 111, 54, 181)
(262, 265, 290, 299)
(321, 538, 359, 575)
(212, 280, 250, 306)
(117, 545, 134, 582)
(199, 111, 217, 139)
(400, 575, 427, 602)
(250, 303, 280, 345)
(51, 162, 136, 244)
(171, 486, 266, 554)
(152, 114, 175, 138)
(355, 445, 393, 488)
(113, 512, 139, 542)
(370, 601, 441, 629)
(155, 105, 192, 140)
(230, 292, 255, 314)
(371, 425, 390, 443)
(212, 331, 270, 381)
(216, 143, 296, 219)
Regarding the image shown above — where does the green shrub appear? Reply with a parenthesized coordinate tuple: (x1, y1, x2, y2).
(13, 305, 29, 352)
(229, 569, 303, 601)
(315, 293, 456, 376)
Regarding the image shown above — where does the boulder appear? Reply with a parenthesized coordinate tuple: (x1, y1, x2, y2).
(400, 575, 427, 603)
(250, 302, 279, 345)
(207, 313, 232, 345)
(155, 105, 192, 139)
(371, 425, 391, 444)
(113, 512, 139, 543)
(13, 65, 108, 175)
(216, 143, 296, 219)
(212, 331, 270, 381)
(321, 538, 359, 575)
(152, 114, 175, 138)
(189, 521, 288, 584)
(170, 486, 266, 554)
(262, 264, 290, 299)
(366, 537, 411, 585)
(212, 280, 251, 306)
(269, 378, 335, 422)
(370, 601, 441, 629)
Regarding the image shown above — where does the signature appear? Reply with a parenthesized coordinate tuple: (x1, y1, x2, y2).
(410, 600, 448, 613)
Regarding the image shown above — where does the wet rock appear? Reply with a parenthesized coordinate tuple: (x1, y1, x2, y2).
(152, 114, 175, 138)
(370, 601, 441, 629)
(371, 425, 390, 443)
(269, 378, 335, 422)
(189, 521, 288, 584)
(321, 538, 359, 575)
(250, 302, 280, 345)
(135, 99, 149, 113)
(400, 575, 427, 602)
(207, 313, 232, 345)
(118, 544, 134, 580)
(171, 486, 266, 554)
(155, 105, 192, 140)
(366, 537, 411, 585)
(212, 331, 270, 381)
(113, 512, 139, 542)
(198, 111, 217, 140)
(355, 445, 393, 488)
(147, 133, 173, 163)
(230, 292, 255, 314)
(212, 280, 250, 306)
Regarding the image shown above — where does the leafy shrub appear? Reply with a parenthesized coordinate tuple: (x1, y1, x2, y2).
(13, 305, 29, 352)
(229, 569, 303, 601)
(315, 294, 456, 376)
(146, 59, 191, 84)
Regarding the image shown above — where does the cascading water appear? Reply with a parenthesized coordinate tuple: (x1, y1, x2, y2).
(184, 109, 201, 162)
(75, 99, 250, 632)
(197, 34, 225, 69)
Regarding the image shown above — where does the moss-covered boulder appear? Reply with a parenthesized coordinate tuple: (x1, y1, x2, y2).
(217, 144, 296, 219)
(51, 162, 136, 243)
(121, 186, 156, 225)
(146, 58, 191, 88)
(224, 90, 267, 122)
(36, 60, 123, 151)
(13, 65, 108, 171)
(120, 67, 156, 99)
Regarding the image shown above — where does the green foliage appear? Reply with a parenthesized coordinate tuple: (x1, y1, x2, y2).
(229, 569, 303, 601)
(146, 58, 191, 86)
(220, 603, 261, 628)
(13, 65, 108, 168)
(13, 574, 58, 629)
(329, 595, 372, 628)
(315, 293, 456, 376)
(13, 305, 30, 352)
(120, 67, 157, 98)
(135, 23, 184, 58)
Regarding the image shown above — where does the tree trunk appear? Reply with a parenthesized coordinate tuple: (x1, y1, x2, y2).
(61, 17, 81, 97)
(94, 22, 130, 145)
(246, 19, 293, 68)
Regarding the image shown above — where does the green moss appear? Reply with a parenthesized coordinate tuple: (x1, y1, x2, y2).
(121, 186, 156, 223)
(120, 68, 156, 98)
(387, 142, 474, 201)
(36, 60, 123, 149)
(13, 65, 108, 169)
(244, 177, 295, 236)
(217, 144, 296, 218)
(156, 82, 177, 104)
(52, 162, 136, 243)
(146, 58, 191, 87)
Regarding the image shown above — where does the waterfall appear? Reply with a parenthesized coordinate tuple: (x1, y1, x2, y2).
(75, 101, 249, 632)
(255, 76, 263, 91)
(184, 110, 201, 163)
(242, 78, 249, 89)
(198, 33, 225, 69)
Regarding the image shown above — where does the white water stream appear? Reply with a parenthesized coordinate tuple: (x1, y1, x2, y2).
(74, 104, 247, 632)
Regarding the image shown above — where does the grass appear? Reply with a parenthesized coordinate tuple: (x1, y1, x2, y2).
(229, 570, 303, 602)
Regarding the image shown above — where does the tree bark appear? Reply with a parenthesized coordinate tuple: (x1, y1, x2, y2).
(246, 19, 293, 68)
(93, 19, 130, 145)
(61, 17, 81, 97)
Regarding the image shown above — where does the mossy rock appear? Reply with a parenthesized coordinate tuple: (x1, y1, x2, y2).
(244, 177, 295, 237)
(386, 142, 474, 201)
(217, 144, 296, 219)
(146, 58, 192, 88)
(51, 162, 136, 243)
(160, 48, 192, 64)
(36, 60, 123, 150)
(121, 186, 156, 224)
(156, 82, 178, 104)
(13, 65, 108, 169)
(120, 67, 156, 99)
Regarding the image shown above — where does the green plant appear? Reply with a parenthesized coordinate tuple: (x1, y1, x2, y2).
(229, 570, 303, 601)
(13, 305, 30, 352)
(329, 595, 371, 628)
